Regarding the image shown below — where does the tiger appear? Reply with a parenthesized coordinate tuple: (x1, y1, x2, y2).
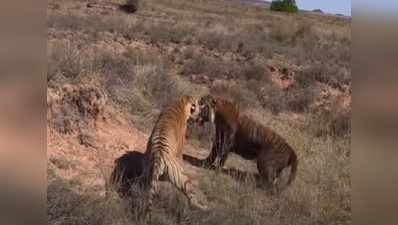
(142, 95, 207, 212)
(196, 94, 298, 192)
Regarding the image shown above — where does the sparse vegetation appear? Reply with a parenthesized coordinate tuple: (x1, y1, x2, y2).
(47, 41, 86, 84)
(47, 0, 351, 224)
(255, 83, 317, 114)
(242, 63, 270, 82)
(308, 104, 351, 138)
(50, 156, 76, 170)
(284, 85, 316, 112)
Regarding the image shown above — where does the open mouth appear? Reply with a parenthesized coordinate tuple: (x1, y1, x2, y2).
(196, 117, 206, 126)
(187, 117, 195, 124)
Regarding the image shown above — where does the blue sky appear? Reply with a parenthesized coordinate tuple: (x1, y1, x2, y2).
(355, 0, 398, 14)
(295, 0, 351, 16)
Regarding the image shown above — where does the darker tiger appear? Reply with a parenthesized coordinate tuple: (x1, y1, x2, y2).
(197, 94, 298, 192)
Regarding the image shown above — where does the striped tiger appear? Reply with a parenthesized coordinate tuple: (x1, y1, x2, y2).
(197, 94, 298, 192)
(143, 95, 207, 212)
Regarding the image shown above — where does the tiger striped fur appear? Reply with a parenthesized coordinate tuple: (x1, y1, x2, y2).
(197, 95, 298, 192)
(143, 95, 207, 212)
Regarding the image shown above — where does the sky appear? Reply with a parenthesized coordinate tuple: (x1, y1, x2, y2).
(295, 0, 351, 16)
(355, 0, 398, 15)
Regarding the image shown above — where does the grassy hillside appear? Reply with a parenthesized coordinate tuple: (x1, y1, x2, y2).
(47, 0, 351, 224)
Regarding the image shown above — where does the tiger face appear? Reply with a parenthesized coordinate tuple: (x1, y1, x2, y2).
(197, 95, 216, 125)
(182, 95, 201, 122)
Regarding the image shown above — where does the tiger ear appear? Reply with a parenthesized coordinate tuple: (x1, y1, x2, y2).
(183, 95, 195, 105)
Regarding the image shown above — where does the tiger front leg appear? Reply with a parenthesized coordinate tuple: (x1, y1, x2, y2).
(144, 161, 164, 215)
(211, 150, 230, 169)
(203, 125, 222, 168)
(205, 145, 227, 169)
(210, 127, 229, 168)
(203, 145, 217, 168)
(214, 131, 235, 168)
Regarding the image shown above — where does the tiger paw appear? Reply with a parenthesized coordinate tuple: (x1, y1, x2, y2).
(189, 198, 208, 211)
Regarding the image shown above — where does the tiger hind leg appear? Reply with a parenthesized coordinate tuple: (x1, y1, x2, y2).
(145, 158, 165, 215)
(257, 150, 290, 194)
(165, 159, 208, 210)
(174, 173, 208, 210)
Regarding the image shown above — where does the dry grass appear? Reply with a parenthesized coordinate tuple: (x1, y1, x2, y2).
(48, 109, 350, 225)
(48, 176, 138, 225)
(210, 79, 260, 109)
(47, 0, 351, 224)
(47, 41, 86, 84)
(244, 63, 269, 81)
(256, 83, 317, 114)
(47, 1, 350, 70)
(49, 156, 77, 170)
(296, 63, 350, 90)
(47, 40, 206, 130)
(307, 105, 351, 138)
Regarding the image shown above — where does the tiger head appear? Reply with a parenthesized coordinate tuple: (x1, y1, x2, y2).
(197, 94, 216, 125)
(181, 95, 201, 123)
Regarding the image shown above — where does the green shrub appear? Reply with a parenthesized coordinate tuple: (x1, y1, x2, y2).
(270, 0, 298, 13)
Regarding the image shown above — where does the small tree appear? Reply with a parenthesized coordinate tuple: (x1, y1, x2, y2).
(270, 0, 298, 13)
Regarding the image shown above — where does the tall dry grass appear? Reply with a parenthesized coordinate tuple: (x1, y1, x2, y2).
(48, 107, 350, 225)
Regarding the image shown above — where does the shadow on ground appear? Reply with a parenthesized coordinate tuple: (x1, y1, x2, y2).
(182, 154, 263, 188)
(109, 151, 274, 199)
(110, 150, 146, 197)
(86, 1, 138, 14)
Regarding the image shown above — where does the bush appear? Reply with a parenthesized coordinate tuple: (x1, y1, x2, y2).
(270, 0, 298, 13)
(181, 54, 241, 80)
(210, 80, 259, 109)
(181, 55, 209, 76)
(257, 83, 316, 114)
(308, 105, 351, 138)
(92, 50, 134, 84)
(47, 42, 87, 85)
(297, 63, 350, 90)
(241, 63, 270, 82)
(284, 85, 315, 112)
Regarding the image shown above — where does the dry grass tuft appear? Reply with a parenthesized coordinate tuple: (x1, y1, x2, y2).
(307, 105, 351, 138)
(256, 83, 316, 114)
